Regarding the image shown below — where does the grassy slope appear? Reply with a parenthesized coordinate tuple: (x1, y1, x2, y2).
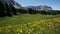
(0, 14, 60, 34)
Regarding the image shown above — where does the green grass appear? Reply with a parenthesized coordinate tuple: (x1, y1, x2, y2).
(0, 14, 60, 34)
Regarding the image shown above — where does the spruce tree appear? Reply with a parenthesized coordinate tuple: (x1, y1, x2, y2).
(0, 1, 5, 17)
(9, 4, 17, 15)
(4, 2, 12, 16)
(28, 8, 33, 14)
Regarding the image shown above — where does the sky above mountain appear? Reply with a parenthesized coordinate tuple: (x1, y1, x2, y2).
(15, 0, 60, 10)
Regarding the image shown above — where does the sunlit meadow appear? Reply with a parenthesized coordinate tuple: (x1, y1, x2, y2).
(0, 14, 60, 34)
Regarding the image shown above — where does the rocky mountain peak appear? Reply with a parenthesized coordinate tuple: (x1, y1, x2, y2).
(0, 0, 21, 9)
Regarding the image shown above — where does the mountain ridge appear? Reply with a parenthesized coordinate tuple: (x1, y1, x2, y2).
(0, 0, 21, 9)
(23, 5, 52, 11)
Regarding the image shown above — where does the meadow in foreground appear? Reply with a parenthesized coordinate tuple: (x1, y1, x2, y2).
(0, 14, 60, 34)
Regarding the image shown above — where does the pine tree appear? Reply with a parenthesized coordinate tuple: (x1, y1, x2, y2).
(28, 8, 33, 14)
(4, 2, 12, 16)
(9, 4, 17, 15)
(0, 1, 5, 17)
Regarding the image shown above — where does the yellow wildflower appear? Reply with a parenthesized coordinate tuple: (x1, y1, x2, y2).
(35, 33, 39, 34)
(0, 28, 2, 32)
(28, 32, 30, 34)
(17, 29, 22, 33)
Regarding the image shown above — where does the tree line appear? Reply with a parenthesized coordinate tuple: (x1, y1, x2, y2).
(18, 8, 60, 15)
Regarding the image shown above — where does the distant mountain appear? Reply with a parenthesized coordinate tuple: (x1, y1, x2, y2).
(23, 5, 52, 11)
(0, 0, 21, 9)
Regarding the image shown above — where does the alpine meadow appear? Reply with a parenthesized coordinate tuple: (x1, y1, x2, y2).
(0, 0, 60, 34)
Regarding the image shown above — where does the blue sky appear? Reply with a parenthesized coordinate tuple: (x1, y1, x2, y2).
(15, 0, 60, 10)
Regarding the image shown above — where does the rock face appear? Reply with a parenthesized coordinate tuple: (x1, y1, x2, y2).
(24, 5, 52, 11)
(0, 0, 15, 5)
(0, 0, 21, 9)
(14, 2, 22, 9)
